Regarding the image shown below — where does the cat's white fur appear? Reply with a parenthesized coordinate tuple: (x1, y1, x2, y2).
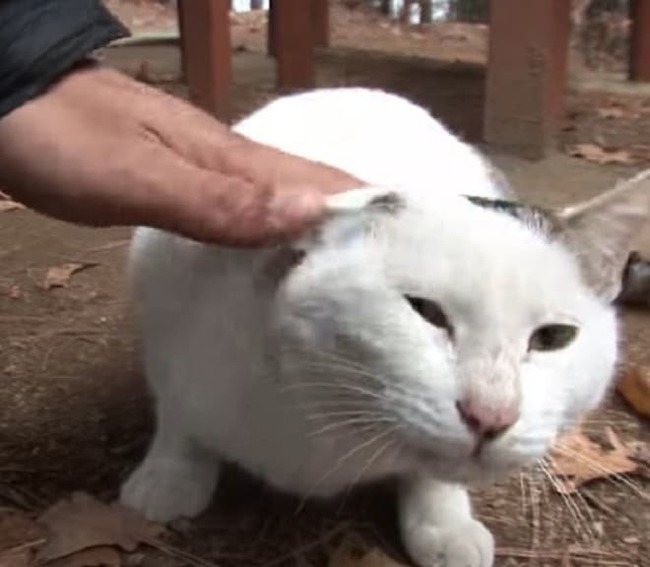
(121, 88, 650, 567)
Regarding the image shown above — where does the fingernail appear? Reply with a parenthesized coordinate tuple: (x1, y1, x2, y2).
(270, 189, 325, 232)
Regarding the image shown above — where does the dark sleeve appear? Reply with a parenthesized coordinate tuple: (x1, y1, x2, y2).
(0, 0, 130, 119)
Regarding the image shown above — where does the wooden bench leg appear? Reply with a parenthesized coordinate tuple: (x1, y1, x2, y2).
(312, 0, 329, 49)
(178, 0, 232, 120)
(483, 0, 571, 158)
(273, 0, 315, 90)
(269, 1, 326, 60)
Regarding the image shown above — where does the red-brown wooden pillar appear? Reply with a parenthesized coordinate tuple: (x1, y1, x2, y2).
(312, 0, 330, 48)
(629, 0, 650, 82)
(483, 0, 571, 158)
(267, 0, 277, 56)
(178, 0, 232, 120)
(273, 0, 315, 89)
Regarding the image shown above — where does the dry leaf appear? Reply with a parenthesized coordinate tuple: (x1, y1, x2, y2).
(4, 285, 22, 299)
(329, 546, 407, 567)
(548, 427, 639, 493)
(36, 492, 164, 563)
(567, 143, 635, 165)
(0, 509, 47, 553)
(0, 200, 25, 213)
(617, 365, 650, 419)
(0, 549, 32, 567)
(47, 546, 121, 567)
(0, 509, 46, 567)
(42, 263, 97, 290)
(596, 107, 626, 119)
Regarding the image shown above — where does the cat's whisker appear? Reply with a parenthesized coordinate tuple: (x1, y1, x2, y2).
(288, 347, 373, 374)
(335, 426, 400, 467)
(538, 459, 595, 542)
(297, 399, 378, 407)
(289, 352, 422, 398)
(543, 452, 598, 538)
(282, 381, 388, 401)
(551, 442, 648, 499)
(306, 409, 390, 420)
(537, 460, 582, 536)
(307, 416, 397, 438)
(293, 366, 418, 401)
(299, 423, 399, 508)
(338, 435, 400, 514)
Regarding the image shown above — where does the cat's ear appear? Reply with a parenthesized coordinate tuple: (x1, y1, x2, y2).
(323, 186, 403, 215)
(293, 186, 403, 251)
(556, 169, 650, 302)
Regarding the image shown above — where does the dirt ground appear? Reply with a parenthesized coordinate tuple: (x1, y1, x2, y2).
(1, 2, 650, 567)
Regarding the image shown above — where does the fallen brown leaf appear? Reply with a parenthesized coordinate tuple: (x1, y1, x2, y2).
(0, 509, 47, 567)
(617, 365, 650, 419)
(329, 546, 407, 567)
(0, 549, 32, 567)
(596, 106, 626, 119)
(548, 427, 640, 494)
(0, 509, 47, 553)
(567, 143, 636, 165)
(36, 492, 164, 564)
(46, 546, 121, 567)
(0, 200, 25, 213)
(42, 263, 98, 290)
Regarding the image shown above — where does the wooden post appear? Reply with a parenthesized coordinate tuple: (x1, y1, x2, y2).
(267, 0, 277, 56)
(420, 0, 433, 23)
(629, 0, 650, 82)
(312, 0, 329, 48)
(177, 0, 232, 120)
(483, 0, 571, 159)
(274, 0, 315, 89)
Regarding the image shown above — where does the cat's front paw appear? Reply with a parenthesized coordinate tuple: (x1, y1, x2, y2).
(120, 457, 218, 523)
(403, 518, 494, 567)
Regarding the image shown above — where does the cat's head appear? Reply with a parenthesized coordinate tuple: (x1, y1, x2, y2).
(273, 171, 650, 485)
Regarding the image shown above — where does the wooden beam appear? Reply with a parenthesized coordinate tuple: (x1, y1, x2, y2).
(629, 0, 650, 82)
(177, 0, 232, 120)
(273, 0, 315, 89)
(483, 0, 571, 159)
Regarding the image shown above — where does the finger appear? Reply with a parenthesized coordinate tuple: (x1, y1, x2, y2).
(138, 146, 327, 246)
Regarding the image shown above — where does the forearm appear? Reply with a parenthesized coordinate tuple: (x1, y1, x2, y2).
(0, 0, 127, 119)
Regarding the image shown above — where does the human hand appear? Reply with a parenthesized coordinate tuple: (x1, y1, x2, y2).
(0, 63, 360, 245)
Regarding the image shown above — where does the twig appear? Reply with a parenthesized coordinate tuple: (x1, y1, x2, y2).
(0, 538, 47, 557)
(581, 490, 618, 516)
(152, 541, 222, 567)
(262, 525, 347, 567)
(497, 546, 630, 562)
(84, 240, 131, 253)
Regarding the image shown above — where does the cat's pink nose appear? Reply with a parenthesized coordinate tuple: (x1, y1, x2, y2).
(456, 397, 519, 439)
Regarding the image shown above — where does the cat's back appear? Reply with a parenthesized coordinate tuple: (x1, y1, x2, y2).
(235, 87, 500, 199)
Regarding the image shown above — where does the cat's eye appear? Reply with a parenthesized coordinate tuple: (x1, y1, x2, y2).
(405, 296, 453, 335)
(529, 324, 578, 352)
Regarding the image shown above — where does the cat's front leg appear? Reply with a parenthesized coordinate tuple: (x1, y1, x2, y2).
(399, 477, 494, 567)
(120, 419, 220, 523)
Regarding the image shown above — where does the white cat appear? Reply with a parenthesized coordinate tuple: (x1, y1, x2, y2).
(120, 88, 650, 567)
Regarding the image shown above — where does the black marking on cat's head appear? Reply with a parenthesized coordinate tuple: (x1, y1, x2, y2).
(369, 191, 404, 214)
(465, 196, 560, 236)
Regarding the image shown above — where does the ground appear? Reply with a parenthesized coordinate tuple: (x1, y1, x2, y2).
(1, 2, 650, 567)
